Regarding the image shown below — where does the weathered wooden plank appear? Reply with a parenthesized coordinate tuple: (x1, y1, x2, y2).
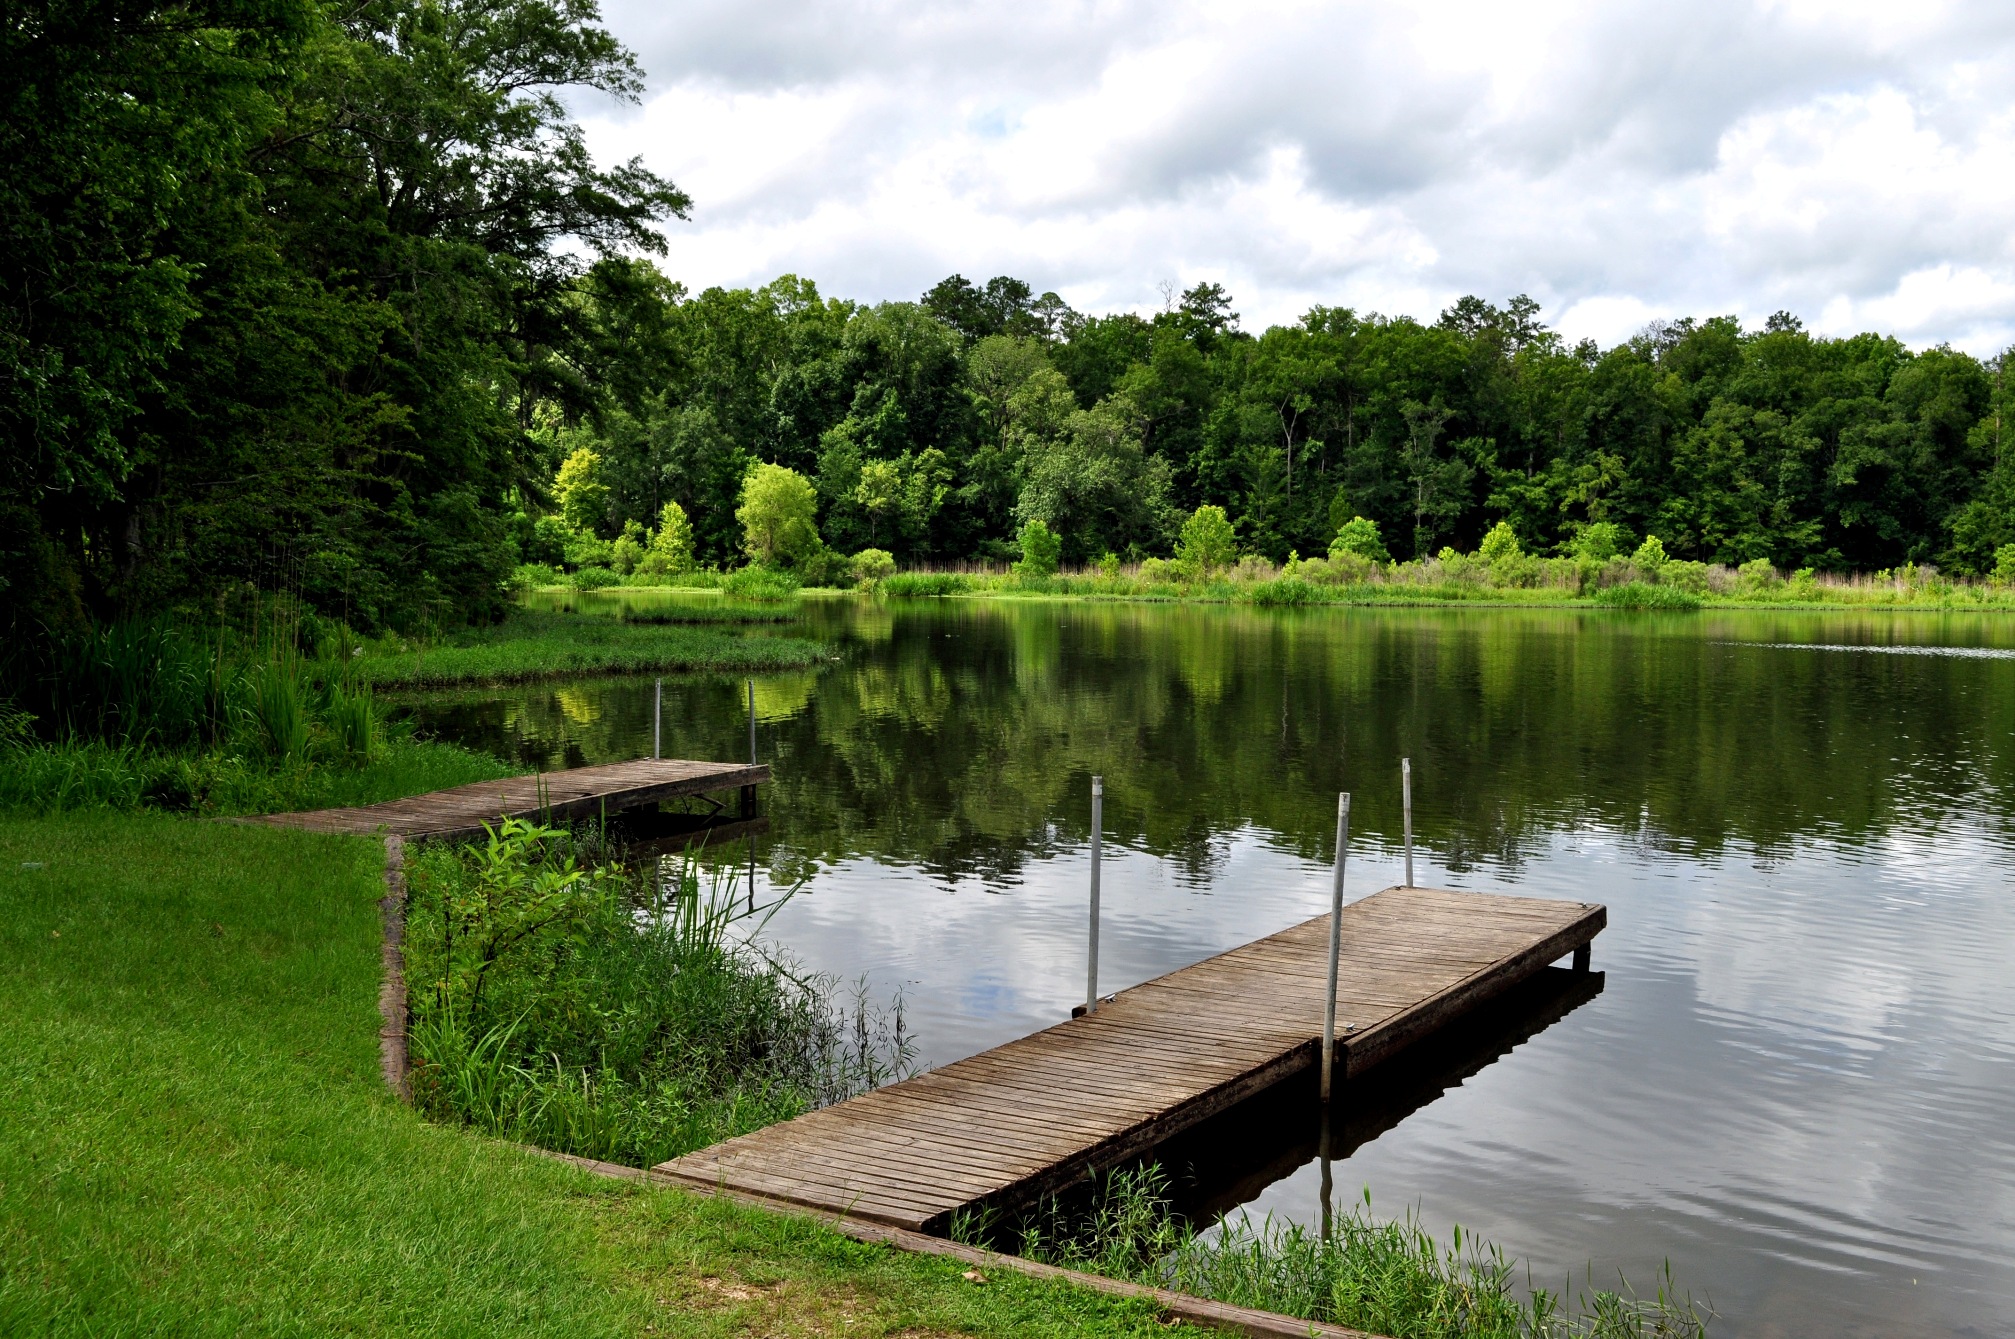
(656, 885, 1605, 1231)
(251, 758, 769, 839)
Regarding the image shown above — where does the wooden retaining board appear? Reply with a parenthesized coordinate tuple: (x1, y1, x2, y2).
(250, 758, 769, 839)
(657, 884, 1604, 1233)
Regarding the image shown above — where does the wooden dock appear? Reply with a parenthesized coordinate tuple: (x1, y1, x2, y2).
(252, 758, 769, 839)
(659, 884, 1603, 1232)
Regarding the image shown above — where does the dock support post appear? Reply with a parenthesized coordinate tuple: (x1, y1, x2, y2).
(1086, 775, 1103, 1015)
(1573, 942, 1591, 973)
(1401, 757, 1413, 887)
(653, 678, 662, 760)
(1321, 792, 1351, 1105)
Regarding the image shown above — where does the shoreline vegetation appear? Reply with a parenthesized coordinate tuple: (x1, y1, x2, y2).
(528, 536, 2015, 613)
(0, 810, 1198, 1338)
(356, 608, 828, 689)
(0, 603, 824, 816)
(966, 1167, 1709, 1339)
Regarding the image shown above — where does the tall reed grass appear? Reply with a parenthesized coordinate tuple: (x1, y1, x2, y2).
(963, 1168, 1710, 1339)
(0, 607, 423, 813)
(403, 819, 914, 1167)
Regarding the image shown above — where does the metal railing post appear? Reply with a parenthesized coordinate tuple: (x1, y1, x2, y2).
(1086, 775, 1103, 1014)
(1402, 757, 1413, 887)
(1321, 792, 1351, 1105)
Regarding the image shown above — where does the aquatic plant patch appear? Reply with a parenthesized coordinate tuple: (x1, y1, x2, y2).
(403, 819, 913, 1168)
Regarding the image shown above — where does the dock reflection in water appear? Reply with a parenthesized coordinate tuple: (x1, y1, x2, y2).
(1088, 967, 1606, 1231)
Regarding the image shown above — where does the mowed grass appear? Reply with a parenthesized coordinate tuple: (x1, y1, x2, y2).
(359, 610, 829, 689)
(0, 810, 1198, 1338)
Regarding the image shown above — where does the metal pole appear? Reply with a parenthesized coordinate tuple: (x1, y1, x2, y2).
(1402, 757, 1413, 887)
(747, 678, 757, 765)
(1086, 775, 1104, 1014)
(1319, 1105, 1334, 1243)
(1321, 792, 1351, 1105)
(653, 678, 662, 760)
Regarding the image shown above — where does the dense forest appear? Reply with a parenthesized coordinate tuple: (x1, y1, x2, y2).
(8, 0, 2015, 642)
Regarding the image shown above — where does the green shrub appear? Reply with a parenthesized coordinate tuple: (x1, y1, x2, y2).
(1567, 521, 1630, 562)
(1632, 534, 1669, 571)
(1736, 557, 1779, 592)
(790, 543, 850, 588)
(569, 565, 620, 591)
(648, 500, 696, 573)
(1013, 519, 1061, 580)
(1330, 515, 1389, 564)
(562, 530, 614, 570)
(1177, 505, 1238, 578)
(610, 522, 646, 575)
(1594, 581, 1702, 610)
(1661, 560, 1712, 593)
(1478, 521, 1521, 563)
(509, 562, 562, 591)
(1137, 556, 1179, 583)
(1993, 542, 2015, 584)
(850, 548, 896, 588)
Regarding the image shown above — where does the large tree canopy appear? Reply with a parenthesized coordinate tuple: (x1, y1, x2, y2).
(6, 5, 2013, 647)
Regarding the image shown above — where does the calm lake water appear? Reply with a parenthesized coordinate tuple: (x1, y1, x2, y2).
(405, 595, 2015, 1339)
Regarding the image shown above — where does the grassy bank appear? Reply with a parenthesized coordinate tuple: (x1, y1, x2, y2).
(876, 559, 2015, 612)
(359, 609, 829, 688)
(0, 810, 1198, 1338)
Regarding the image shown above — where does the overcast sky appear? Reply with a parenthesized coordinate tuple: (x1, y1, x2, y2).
(579, 0, 2015, 352)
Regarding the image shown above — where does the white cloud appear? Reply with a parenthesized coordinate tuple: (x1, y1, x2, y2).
(583, 0, 2015, 350)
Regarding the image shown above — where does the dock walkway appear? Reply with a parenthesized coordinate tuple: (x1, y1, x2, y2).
(659, 884, 1603, 1232)
(252, 758, 768, 839)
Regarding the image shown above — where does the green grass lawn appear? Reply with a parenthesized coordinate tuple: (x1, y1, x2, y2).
(359, 610, 830, 689)
(0, 810, 1196, 1338)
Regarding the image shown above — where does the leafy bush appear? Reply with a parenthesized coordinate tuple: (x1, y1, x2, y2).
(610, 521, 646, 575)
(648, 501, 696, 574)
(850, 548, 896, 588)
(563, 530, 614, 570)
(1137, 557, 1179, 583)
(1993, 541, 2015, 584)
(1632, 534, 1669, 571)
(1013, 519, 1061, 580)
(790, 543, 850, 588)
(1330, 515, 1390, 564)
(569, 565, 620, 591)
(1661, 560, 1712, 593)
(1594, 582, 1702, 610)
(1736, 557, 1779, 592)
(1177, 505, 1238, 578)
(510, 562, 562, 591)
(1567, 521, 1630, 562)
(1478, 521, 1521, 563)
